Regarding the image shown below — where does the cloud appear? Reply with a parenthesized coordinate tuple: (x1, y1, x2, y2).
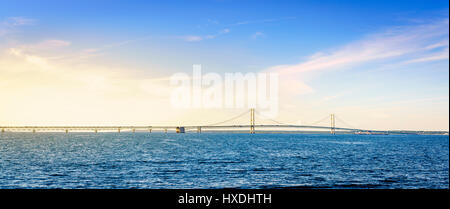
(3, 38, 171, 97)
(5, 39, 73, 67)
(188, 16, 294, 42)
(207, 19, 219, 25)
(263, 18, 449, 111)
(0, 16, 36, 36)
(181, 28, 230, 42)
(322, 91, 352, 102)
(425, 39, 449, 50)
(34, 37, 152, 62)
(25, 39, 71, 50)
(183, 35, 204, 42)
(404, 47, 449, 64)
(8, 48, 52, 69)
(230, 17, 296, 26)
(251, 32, 265, 39)
(4, 17, 36, 26)
(270, 18, 448, 76)
(0, 41, 177, 125)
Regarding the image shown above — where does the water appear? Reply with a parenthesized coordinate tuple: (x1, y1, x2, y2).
(0, 133, 448, 189)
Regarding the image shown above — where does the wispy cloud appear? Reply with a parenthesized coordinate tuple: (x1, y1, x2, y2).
(321, 91, 353, 102)
(404, 47, 449, 64)
(0, 16, 36, 36)
(230, 16, 296, 26)
(48, 36, 152, 62)
(180, 28, 230, 42)
(251, 31, 265, 39)
(1, 39, 176, 125)
(207, 19, 219, 25)
(269, 18, 449, 75)
(265, 18, 449, 110)
(8, 48, 52, 69)
(4, 17, 36, 26)
(182, 35, 204, 42)
(6, 39, 72, 68)
(23, 39, 71, 50)
(189, 16, 294, 42)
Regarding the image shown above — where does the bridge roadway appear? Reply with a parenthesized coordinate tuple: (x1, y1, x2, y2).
(0, 124, 392, 134)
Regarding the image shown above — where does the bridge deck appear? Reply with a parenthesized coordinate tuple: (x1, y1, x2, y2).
(0, 125, 432, 135)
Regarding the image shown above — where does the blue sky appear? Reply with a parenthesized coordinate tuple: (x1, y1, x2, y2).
(0, 0, 448, 130)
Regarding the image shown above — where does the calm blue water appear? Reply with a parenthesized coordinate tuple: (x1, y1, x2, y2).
(0, 133, 448, 189)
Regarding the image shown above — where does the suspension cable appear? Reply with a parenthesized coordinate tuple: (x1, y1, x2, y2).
(254, 110, 289, 125)
(203, 110, 250, 126)
(308, 115, 330, 126)
(334, 115, 356, 129)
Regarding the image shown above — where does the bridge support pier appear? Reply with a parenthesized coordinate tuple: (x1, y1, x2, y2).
(32, 129, 36, 133)
(164, 129, 167, 133)
(1, 128, 4, 133)
(250, 108, 255, 134)
(197, 127, 201, 133)
(94, 129, 98, 133)
(132, 129, 135, 133)
(330, 114, 335, 135)
(118, 128, 121, 133)
(65, 129, 68, 133)
(149, 129, 152, 133)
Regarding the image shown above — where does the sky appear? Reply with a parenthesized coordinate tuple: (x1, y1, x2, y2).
(0, 0, 448, 131)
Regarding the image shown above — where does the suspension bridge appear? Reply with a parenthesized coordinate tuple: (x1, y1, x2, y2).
(0, 109, 447, 135)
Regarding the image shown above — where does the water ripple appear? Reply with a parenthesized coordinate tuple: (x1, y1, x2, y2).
(0, 133, 448, 189)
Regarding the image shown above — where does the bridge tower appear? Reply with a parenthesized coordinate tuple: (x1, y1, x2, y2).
(330, 114, 335, 135)
(250, 108, 255, 134)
